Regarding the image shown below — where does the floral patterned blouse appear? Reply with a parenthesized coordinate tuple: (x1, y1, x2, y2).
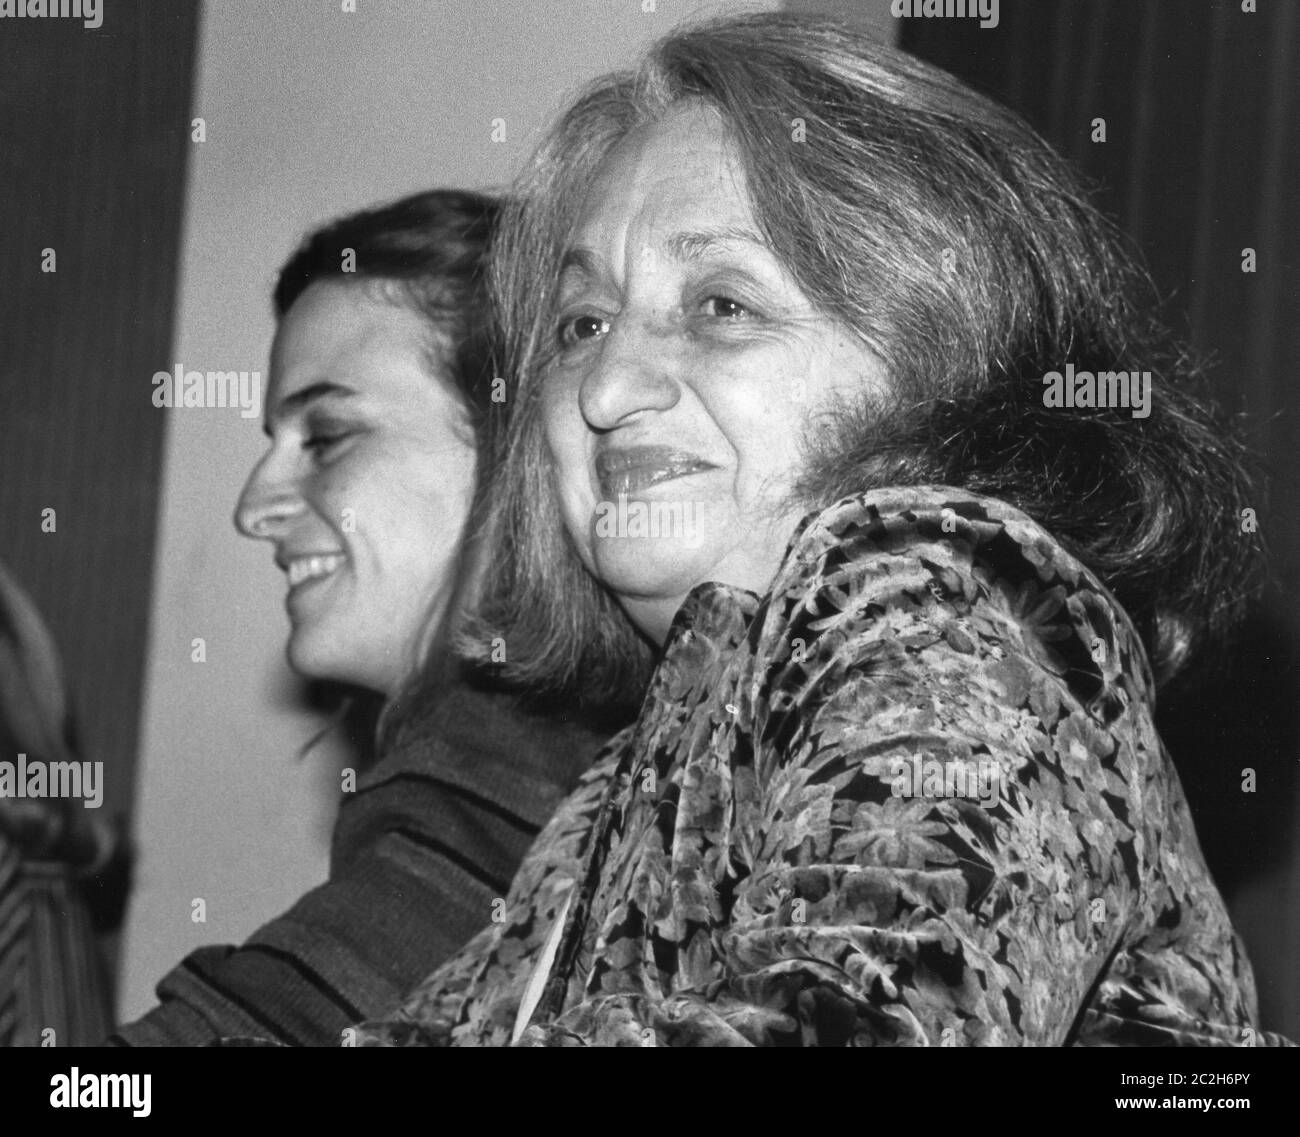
(353, 487, 1290, 1047)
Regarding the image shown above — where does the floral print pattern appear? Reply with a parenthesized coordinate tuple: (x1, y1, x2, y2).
(353, 487, 1292, 1047)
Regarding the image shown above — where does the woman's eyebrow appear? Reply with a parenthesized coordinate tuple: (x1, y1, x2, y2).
(559, 247, 600, 278)
(559, 225, 769, 279)
(263, 381, 357, 436)
(663, 226, 767, 263)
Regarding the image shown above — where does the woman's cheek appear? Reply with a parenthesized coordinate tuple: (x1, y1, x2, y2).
(543, 425, 589, 511)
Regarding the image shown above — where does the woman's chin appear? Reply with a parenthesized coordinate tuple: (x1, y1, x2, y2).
(285, 630, 347, 687)
(285, 626, 404, 697)
(592, 538, 712, 607)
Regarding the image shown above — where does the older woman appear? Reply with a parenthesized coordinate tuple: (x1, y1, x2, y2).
(356, 16, 1290, 1047)
(110, 190, 611, 1046)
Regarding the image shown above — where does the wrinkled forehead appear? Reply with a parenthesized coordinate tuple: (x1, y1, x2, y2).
(566, 102, 759, 269)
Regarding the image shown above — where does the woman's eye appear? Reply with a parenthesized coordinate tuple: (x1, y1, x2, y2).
(303, 430, 350, 457)
(557, 313, 609, 349)
(701, 295, 751, 319)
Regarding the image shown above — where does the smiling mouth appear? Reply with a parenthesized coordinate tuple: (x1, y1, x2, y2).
(285, 554, 345, 589)
(594, 446, 716, 498)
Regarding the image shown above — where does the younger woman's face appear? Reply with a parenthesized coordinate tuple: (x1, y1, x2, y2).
(236, 279, 478, 695)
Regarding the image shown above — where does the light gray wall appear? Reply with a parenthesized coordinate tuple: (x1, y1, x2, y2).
(786, 0, 896, 34)
(119, 0, 783, 1021)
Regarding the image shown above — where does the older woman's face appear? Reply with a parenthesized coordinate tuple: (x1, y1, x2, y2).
(543, 103, 885, 643)
(236, 280, 477, 695)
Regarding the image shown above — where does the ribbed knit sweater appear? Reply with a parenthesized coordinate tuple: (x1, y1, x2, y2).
(107, 682, 611, 1046)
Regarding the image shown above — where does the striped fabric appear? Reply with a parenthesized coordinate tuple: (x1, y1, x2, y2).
(0, 840, 115, 1048)
(0, 558, 116, 1047)
(3, 859, 111, 1047)
(108, 682, 611, 1046)
(0, 836, 23, 1045)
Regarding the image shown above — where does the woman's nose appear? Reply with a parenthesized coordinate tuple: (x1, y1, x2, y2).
(234, 467, 304, 541)
(578, 316, 682, 431)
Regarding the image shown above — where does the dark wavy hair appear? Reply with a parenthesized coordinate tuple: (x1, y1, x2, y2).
(274, 188, 499, 429)
(273, 188, 502, 748)
(467, 13, 1258, 708)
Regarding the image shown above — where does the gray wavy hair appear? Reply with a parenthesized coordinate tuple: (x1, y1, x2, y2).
(457, 12, 1257, 710)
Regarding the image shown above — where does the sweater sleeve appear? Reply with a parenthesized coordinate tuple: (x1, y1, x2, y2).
(108, 776, 528, 1046)
(110, 687, 605, 1047)
(521, 497, 1151, 1046)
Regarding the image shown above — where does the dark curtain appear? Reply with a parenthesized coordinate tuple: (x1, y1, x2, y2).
(0, 1, 201, 979)
(0, 2, 200, 826)
(899, 0, 1299, 1037)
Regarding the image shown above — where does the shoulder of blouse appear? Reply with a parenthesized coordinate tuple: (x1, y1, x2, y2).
(752, 483, 1157, 710)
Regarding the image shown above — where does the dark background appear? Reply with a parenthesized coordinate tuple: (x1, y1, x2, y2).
(0, 0, 199, 837)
